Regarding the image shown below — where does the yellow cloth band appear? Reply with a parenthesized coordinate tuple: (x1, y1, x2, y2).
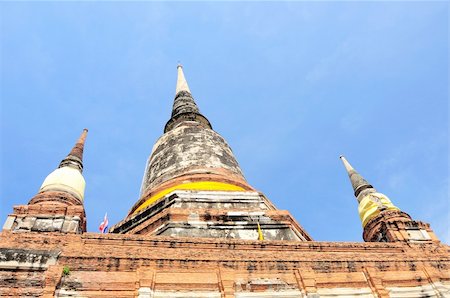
(133, 181, 245, 214)
(358, 192, 400, 227)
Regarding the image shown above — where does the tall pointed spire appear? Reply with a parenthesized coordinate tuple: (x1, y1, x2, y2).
(339, 155, 437, 243)
(59, 129, 88, 172)
(175, 64, 191, 94)
(339, 155, 375, 201)
(164, 65, 212, 132)
(36, 129, 88, 202)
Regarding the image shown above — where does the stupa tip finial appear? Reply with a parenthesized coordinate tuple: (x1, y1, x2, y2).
(165, 64, 212, 133)
(175, 63, 190, 94)
(339, 155, 354, 173)
(75, 129, 88, 149)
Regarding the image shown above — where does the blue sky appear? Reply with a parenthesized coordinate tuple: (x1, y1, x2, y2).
(1, 2, 448, 243)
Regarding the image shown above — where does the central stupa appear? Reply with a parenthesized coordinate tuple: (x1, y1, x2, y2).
(110, 65, 311, 241)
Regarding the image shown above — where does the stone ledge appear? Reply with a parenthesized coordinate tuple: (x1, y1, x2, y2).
(0, 248, 60, 270)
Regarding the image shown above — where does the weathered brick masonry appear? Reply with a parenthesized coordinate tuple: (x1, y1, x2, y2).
(0, 232, 449, 297)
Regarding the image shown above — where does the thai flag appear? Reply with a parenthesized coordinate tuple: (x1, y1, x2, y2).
(99, 213, 108, 233)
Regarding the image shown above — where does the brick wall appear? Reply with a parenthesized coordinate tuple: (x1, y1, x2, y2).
(1, 231, 448, 297)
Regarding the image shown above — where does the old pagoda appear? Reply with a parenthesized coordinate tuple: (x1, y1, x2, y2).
(1, 66, 449, 297)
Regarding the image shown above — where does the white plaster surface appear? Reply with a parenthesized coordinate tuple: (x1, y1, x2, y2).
(138, 287, 154, 298)
(2, 215, 15, 230)
(55, 289, 87, 298)
(387, 282, 450, 297)
(40, 166, 86, 201)
(316, 287, 375, 297)
(153, 291, 221, 298)
(235, 291, 303, 297)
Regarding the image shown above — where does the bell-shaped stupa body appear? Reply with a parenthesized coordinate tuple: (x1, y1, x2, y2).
(130, 65, 251, 215)
(111, 66, 311, 241)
